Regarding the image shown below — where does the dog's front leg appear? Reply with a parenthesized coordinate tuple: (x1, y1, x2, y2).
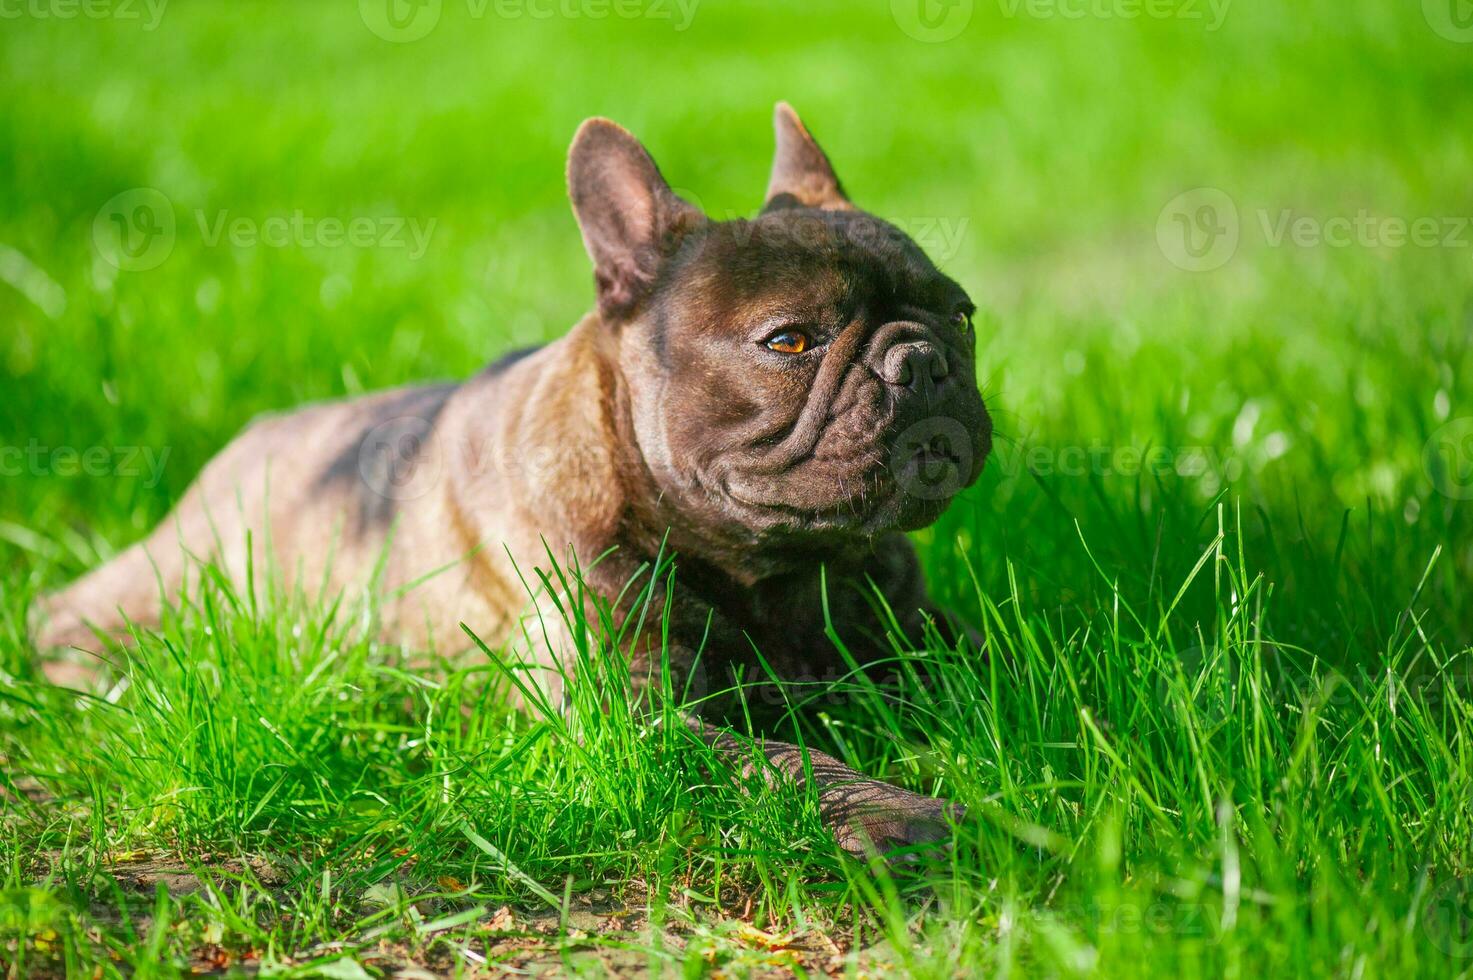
(605, 575, 966, 860)
(686, 717, 964, 860)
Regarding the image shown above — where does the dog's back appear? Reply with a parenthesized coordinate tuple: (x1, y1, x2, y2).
(31, 385, 441, 660)
(31, 318, 623, 689)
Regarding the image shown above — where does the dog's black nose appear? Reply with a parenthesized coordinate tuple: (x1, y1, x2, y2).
(866, 321, 954, 396)
(881, 341, 950, 391)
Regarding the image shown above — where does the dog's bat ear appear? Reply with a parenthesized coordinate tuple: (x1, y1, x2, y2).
(568, 118, 704, 321)
(763, 102, 853, 212)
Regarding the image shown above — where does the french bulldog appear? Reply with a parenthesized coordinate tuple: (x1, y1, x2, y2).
(34, 103, 992, 857)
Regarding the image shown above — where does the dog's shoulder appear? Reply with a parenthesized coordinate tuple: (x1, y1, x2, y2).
(448, 318, 629, 541)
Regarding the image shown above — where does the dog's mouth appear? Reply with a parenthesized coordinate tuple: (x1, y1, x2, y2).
(716, 428, 977, 536)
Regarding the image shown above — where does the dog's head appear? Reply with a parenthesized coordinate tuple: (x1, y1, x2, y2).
(568, 104, 991, 544)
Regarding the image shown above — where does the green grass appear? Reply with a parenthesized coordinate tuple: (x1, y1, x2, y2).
(3, 0, 1473, 975)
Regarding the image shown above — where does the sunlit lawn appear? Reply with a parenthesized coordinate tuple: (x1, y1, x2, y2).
(3, 1, 1472, 975)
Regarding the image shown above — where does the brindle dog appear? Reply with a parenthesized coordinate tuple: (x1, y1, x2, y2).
(34, 104, 992, 857)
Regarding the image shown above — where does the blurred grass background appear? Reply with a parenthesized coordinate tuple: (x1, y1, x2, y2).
(3, 1, 1470, 650)
(3, 0, 1473, 974)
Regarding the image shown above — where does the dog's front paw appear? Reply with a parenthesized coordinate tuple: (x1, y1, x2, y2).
(822, 782, 965, 861)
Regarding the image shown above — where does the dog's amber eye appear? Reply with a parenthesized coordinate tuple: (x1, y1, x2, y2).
(765, 330, 811, 354)
(950, 310, 973, 332)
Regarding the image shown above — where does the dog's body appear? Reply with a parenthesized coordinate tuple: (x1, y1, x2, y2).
(38, 322, 941, 696)
(36, 105, 992, 856)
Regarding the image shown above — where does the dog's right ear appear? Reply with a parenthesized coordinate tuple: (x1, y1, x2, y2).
(568, 119, 704, 321)
(763, 102, 852, 212)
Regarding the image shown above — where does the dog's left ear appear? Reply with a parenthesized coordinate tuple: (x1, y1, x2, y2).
(763, 102, 853, 212)
(568, 118, 704, 321)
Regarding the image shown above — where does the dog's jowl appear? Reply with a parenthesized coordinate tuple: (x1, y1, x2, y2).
(34, 104, 992, 857)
